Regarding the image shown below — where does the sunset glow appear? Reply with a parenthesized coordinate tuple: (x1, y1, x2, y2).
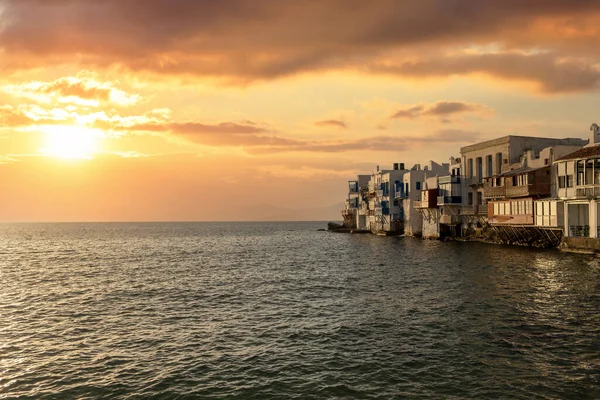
(1, 0, 600, 222)
(39, 125, 102, 159)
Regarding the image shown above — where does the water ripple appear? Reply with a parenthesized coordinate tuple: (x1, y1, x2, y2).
(0, 222, 599, 399)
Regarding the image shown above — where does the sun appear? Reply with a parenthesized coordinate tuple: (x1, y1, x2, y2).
(39, 125, 102, 159)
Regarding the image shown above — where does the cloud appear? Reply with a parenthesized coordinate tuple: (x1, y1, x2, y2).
(391, 101, 493, 120)
(1, 1, 600, 91)
(2, 74, 140, 106)
(247, 129, 481, 154)
(372, 52, 600, 93)
(314, 119, 348, 129)
(170, 122, 268, 135)
(390, 105, 425, 119)
(0, 104, 75, 126)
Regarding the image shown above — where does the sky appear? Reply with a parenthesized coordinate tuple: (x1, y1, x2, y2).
(1, 0, 600, 222)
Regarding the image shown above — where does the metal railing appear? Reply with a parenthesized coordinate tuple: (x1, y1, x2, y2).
(570, 225, 590, 237)
(437, 196, 462, 205)
(438, 175, 461, 184)
(576, 186, 600, 198)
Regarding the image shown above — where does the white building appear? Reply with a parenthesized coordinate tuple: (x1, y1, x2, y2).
(460, 135, 587, 233)
(548, 124, 600, 239)
(399, 161, 449, 236)
(342, 175, 370, 229)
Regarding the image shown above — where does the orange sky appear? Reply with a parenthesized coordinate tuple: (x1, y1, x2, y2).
(1, 0, 600, 222)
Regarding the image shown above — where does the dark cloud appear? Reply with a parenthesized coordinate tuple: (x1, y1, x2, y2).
(121, 120, 298, 147)
(390, 105, 424, 119)
(314, 119, 347, 129)
(391, 101, 492, 119)
(248, 130, 481, 154)
(372, 52, 600, 93)
(1, 1, 600, 91)
(114, 117, 478, 153)
(170, 122, 268, 135)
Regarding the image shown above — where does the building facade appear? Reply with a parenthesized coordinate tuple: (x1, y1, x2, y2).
(460, 136, 587, 233)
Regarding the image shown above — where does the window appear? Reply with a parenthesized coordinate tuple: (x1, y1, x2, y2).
(567, 175, 574, 187)
(477, 191, 482, 205)
(486, 155, 493, 178)
(416, 181, 421, 190)
(517, 174, 528, 186)
(496, 153, 502, 174)
(393, 199, 398, 206)
(468, 192, 473, 206)
(558, 176, 566, 188)
(512, 176, 517, 186)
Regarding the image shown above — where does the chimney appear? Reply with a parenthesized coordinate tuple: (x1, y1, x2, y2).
(588, 123, 600, 147)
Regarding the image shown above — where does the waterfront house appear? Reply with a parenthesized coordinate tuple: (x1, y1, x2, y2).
(415, 176, 442, 238)
(484, 145, 583, 226)
(402, 161, 449, 236)
(547, 124, 600, 251)
(342, 174, 370, 229)
(367, 164, 407, 233)
(460, 135, 587, 234)
(437, 157, 463, 237)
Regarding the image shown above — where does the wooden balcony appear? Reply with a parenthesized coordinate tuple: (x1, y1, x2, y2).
(484, 186, 506, 199)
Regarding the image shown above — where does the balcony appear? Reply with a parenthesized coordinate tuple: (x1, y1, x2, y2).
(413, 200, 429, 209)
(437, 196, 462, 206)
(576, 185, 600, 198)
(438, 175, 461, 184)
(461, 205, 488, 215)
(484, 186, 506, 199)
(375, 207, 390, 215)
(440, 214, 461, 225)
(570, 225, 590, 237)
(464, 176, 484, 186)
(394, 190, 408, 199)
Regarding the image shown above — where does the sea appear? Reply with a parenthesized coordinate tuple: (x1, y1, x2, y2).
(0, 221, 599, 399)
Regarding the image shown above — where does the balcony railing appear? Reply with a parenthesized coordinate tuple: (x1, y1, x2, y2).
(484, 186, 506, 199)
(437, 196, 462, 205)
(394, 191, 408, 199)
(375, 207, 390, 215)
(413, 200, 429, 209)
(461, 205, 488, 215)
(438, 175, 461, 184)
(576, 186, 600, 198)
(440, 214, 461, 224)
(570, 225, 590, 237)
(462, 176, 483, 186)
